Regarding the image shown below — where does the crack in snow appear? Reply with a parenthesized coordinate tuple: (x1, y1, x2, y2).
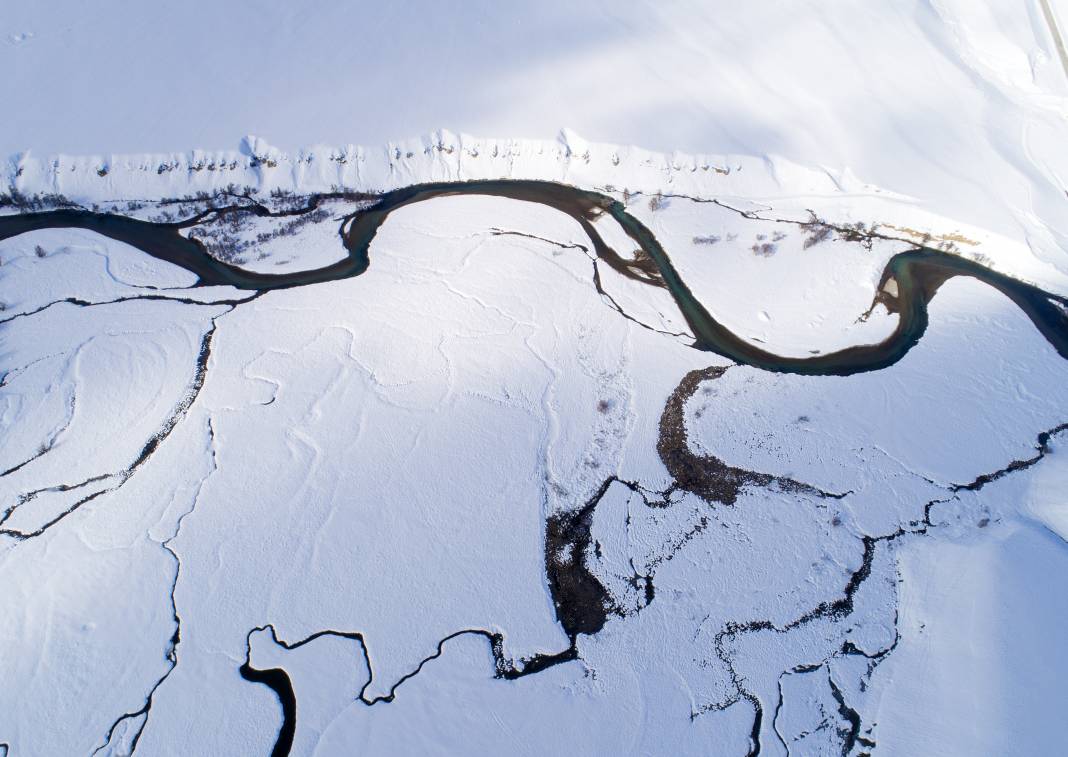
(697, 421, 1068, 754)
(0, 306, 234, 543)
(92, 416, 219, 756)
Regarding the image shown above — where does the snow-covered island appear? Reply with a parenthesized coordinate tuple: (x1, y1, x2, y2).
(2, 2, 1068, 756)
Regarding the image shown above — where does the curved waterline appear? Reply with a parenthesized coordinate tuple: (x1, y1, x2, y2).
(1, 180, 1065, 375)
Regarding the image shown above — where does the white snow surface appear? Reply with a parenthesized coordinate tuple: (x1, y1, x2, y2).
(4, 0, 1068, 279)
(2, 185, 1065, 755)
(873, 520, 1068, 756)
(2, 3, 1068, 756)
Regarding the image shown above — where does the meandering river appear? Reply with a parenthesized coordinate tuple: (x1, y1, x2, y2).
(2, 179, 1066, 376)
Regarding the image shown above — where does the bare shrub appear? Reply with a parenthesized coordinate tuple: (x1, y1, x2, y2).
(800, 212, 835, 249)
(802, 226, 833, 249)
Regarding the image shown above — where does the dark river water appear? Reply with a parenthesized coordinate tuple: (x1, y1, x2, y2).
(2, 180, 1065, 375)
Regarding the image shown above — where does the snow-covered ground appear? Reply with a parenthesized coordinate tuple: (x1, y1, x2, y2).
(872, 520, 1068, 756)
(3, 187, 1065, 755)
(5, 0, 1068, 268)
(2, 2, 1068, 756)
